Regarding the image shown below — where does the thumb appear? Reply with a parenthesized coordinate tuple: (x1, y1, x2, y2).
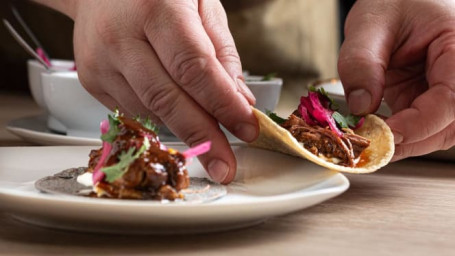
(338, 1, 400, 115)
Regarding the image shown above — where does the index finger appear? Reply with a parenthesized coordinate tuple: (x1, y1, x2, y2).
(113, 38, 237, 184)
(144, 1, 258, 143)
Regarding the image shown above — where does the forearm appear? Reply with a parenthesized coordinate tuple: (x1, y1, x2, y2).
(31, 0, 78, 19)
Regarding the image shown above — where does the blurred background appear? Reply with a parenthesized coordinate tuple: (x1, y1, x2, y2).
(0, 0, 355, 99)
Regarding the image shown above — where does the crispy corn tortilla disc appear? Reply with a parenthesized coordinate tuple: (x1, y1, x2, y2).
(35, 168, 227, 203)
(250, 108, 394, 173)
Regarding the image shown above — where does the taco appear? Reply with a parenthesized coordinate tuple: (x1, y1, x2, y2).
(250, 88, 394, 173)
(35, 111, 226, 202)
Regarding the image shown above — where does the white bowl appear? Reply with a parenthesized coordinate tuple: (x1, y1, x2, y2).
(41, 71, 110, 138)
(310, 79, 392, 116)
(27, 59, 75, 133)
(245, 75, 283, 112)
(221, 75, 282, 142)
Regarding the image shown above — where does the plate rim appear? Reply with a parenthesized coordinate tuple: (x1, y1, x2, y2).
(0, 145, 349, 233)
(6, 114, 184, 146)
(0, 173, 349, 208)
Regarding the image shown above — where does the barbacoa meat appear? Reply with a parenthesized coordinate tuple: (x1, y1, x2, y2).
(281, 113, 370, 167)
(88, 116, 189, 200)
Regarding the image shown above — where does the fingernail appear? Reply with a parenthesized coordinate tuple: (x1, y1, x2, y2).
(237, 78, 256, 105)
(348, 89, 372, 115)
(208, 159, 229, 183)
(393, 131, 403, 144)
(235, 123, 257, 142)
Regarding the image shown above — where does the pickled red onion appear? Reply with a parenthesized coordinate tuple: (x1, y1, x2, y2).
(182, 141, 211, 159)
(298, 92, 343, 137)
(354, 117, 365, 130)
(92, 120, 112, 184)
(299, 97, 317, 126)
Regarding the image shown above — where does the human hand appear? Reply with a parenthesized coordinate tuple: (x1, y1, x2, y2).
(338, 0, 455, 161)
(41, 0, 257, 183)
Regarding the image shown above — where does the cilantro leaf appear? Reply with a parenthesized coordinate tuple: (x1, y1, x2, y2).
(261, 72, 277, 81)
(100, 113, 120, 143)
(142, 117, 159, 133)
(101, 137, 150, 183)
(332, 112, 363, 129)
(332, 112, 348, 129)
(345, 114, 362, 128)
(266, 110, 286, 125)
(134, 116, 159, 134)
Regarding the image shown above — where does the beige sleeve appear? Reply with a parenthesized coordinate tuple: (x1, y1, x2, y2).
(226, 0, 339, 79)
(226, 0, 339, 113)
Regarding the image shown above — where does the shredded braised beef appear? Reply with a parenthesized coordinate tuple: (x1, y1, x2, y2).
(87, 116, 189, 200)
(281, 113, 370, 167)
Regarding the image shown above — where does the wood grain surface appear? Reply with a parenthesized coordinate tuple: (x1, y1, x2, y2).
(1, 93, 454, 256)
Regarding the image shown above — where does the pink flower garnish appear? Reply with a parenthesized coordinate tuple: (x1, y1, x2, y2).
(100, 119, 110, 134)
(36, 48, 51, 67)
(182, 141, 211, 159)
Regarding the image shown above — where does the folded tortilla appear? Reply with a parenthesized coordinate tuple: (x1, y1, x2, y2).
(250, 108, 394, 173)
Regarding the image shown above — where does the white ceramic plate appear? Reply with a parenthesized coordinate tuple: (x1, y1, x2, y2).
(0, 145, 349, 234)
(6, 115, 181, 146)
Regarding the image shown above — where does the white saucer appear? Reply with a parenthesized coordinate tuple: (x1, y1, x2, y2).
(6, 115, 181, 146)
(0, 145, 349, 234)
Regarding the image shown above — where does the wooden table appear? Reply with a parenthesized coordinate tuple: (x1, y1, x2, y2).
(1, 92, 455, 255)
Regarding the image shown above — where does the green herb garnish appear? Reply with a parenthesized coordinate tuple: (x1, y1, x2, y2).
(101, 137, 151, 182)
(142, 117, 159, 133)
(134, 116, 159, 134)
(100, 110, 121, 143)
(261, 72, 277, 81)
(332, 112, 362, 129)
(332, 112, 348, 129)
(266, 110, 286, 125)
(344, 114, 362, 128)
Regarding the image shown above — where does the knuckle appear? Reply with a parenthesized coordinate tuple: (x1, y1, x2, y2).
(216, 44, 240, 65)
(95, 17, 119, 47)
(438, 33, 455, 56)
(77, 73, 92, 93)
(338, 44, 388, 75)
(181, 123, 215, 148)
(76, 67, 99, 96)
(170, 51, 213, 88)
(210, 97, 234, 121)
(78, 48, 99, 72)
(140, 83, 179, 120)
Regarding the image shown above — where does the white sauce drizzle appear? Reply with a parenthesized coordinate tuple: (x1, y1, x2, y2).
(76, 172, 94, 187)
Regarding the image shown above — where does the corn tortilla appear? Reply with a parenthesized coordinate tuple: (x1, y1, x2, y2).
(250, 108, 395, 173)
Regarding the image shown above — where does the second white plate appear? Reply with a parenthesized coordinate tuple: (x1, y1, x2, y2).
(6, 115, 181, 146)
